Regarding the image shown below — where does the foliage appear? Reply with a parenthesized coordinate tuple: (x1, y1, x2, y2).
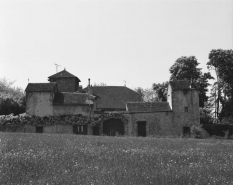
(152, 82, 168, 102)
(1, 133, 233, 184)
(199, 107, 214, 125)
(134, 87, 158, 102)
(207, 49, 233, 122)
(169, 56, 214, 108)
(0, 78, 25, 115)
(0, 113, 128, 130)
(191, 125, 205, 138)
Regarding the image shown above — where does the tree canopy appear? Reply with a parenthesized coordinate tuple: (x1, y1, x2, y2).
(207, 49, 233, 122)
(0, 78, 25, 115)
(170, 56, 214, 108)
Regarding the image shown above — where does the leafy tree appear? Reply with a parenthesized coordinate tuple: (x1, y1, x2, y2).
(169, 56, 214, 108)
(207, 49, 233, 122)
(152, 82, 168, 102)
(134, 87, 158, 102)
(0, 78, 25, 115)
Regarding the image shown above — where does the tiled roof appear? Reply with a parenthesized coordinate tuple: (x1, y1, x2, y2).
(169, 80, 191, 90)
(126, 102, 171, 112)
(25, 83, 57, 92)
(48, 69, 80, 82)
(84, 86, 142, 109)
(53, 92, 95, 105)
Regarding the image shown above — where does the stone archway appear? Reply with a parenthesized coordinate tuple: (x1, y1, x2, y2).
(103, 118, 124, 136)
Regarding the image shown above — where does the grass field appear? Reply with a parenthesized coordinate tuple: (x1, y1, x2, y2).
(1, 133, 233, 185)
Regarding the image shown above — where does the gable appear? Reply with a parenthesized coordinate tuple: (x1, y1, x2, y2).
(48, 69, 81, 82)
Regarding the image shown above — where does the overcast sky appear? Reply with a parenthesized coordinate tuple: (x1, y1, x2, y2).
(0, 0, 232, 90)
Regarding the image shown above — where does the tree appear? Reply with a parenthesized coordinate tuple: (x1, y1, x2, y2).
(207, 49, 233, 122)
(152, 82, 168, 102)
(134, 87, 158, 102)
(0, 78, 25, 115)
(169, 56, 214, 108)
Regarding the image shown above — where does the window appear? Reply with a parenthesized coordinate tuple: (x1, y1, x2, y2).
(36, 126, 43, 133)
(184, 107, 188, 112)
(73, 125, 87, 135)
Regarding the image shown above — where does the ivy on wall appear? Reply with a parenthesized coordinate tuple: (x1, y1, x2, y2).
(0, 112, 128, 127)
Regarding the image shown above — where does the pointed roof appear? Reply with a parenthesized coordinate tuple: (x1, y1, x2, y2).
(25, 83, 57, 92)
(169, 80, 191, 90)
(48, 69, 80, 82)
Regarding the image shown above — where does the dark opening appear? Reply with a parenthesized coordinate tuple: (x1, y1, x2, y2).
(93, 126, 100, 136)
(183, 127, 191, 137)
(103, 118, 124, 136)
(184, 107, 188, 112)
(183, 90, 188, 95)
(73, 125, 87, 135)
(137, 121, 146, 137)
(36, 126, 43, 133)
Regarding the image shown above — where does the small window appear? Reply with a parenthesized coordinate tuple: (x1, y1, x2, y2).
(36, 126, 43, 133)
(184, 107, 188, 112)
(73, 125, 87, 135)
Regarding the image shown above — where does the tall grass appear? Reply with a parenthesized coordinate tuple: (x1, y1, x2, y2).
(1, 133, 233, 185)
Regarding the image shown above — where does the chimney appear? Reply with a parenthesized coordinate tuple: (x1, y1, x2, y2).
(88, 78, 93, 95)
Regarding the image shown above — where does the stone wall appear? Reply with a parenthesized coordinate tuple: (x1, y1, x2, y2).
(53, 105, 90, 116)
(51, 78, 79, 92)
(43, 125, 73, 134)
(26, 92, 54, 117)
(172, 90, 200, 129)
(123, 112, 176, 136)
(26, 92, 90, 117)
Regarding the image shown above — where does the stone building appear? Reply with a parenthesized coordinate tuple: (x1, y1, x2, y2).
(25, 69, 200, 136)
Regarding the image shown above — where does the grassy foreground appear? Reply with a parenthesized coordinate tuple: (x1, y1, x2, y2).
(1, 133, 233, 185)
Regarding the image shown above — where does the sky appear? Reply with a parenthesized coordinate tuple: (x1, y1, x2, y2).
(0, 0, 232, 91)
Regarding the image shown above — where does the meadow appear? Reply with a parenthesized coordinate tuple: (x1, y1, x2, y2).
(0, 133, 233, 185)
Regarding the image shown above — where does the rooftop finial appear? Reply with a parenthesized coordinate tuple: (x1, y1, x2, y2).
(64, 68, 66, 71)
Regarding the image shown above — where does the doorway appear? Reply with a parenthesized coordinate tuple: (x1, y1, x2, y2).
(137, 121, 146, 137)
(103, 118, 124, 136)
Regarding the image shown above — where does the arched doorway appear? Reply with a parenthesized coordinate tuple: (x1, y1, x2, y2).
(103, 118, 124, 136)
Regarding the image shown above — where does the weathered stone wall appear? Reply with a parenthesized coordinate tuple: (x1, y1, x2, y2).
(51, 78, 78, 92)
(44, 125, 73, 134)
(53, 105, 90, 116)
(123, 112, 176, 136)
(172, 90, 200, 129)
(26, 92, 54, 117)
(26, 91, 90, 117)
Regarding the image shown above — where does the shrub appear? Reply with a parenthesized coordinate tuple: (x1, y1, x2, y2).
(191, 125, 205, 138)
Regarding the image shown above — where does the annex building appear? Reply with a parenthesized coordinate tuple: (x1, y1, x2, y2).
(25, 69, 200, 136)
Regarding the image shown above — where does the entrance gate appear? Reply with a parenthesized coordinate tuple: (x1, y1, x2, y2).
(103, 118, 124, 136)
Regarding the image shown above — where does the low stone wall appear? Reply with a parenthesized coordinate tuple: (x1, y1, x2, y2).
(0, 113, 128, 135)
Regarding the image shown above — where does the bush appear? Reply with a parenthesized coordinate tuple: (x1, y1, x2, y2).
(191, 125, 205, 138)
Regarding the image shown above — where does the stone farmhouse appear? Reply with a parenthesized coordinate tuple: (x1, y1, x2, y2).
(25, 69, 200, 136)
